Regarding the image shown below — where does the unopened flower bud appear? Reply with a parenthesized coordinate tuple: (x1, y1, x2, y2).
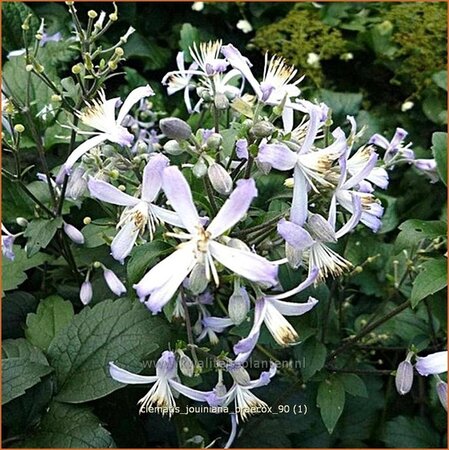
(103, 267, 126, 296)
(88, 10, 98, 19)
(83, 217, 92, 225)
(164, 139, 184, 155)
(228, 363, 251, 386)
(214, 93, 229, 110)
(208, 163, 232, 195)
(160, 117, 192, 141)
(250, 121, 275, 138)
(108, 61, 118, 71)
(228, 286, 250, 325)
(395, 356, 414, 395)
(436, 380, 448, 411)
(80, 280, 93, 305)
(14, 124, 25, 133)
(197, 87, 212, 102)
(25, 64, 34, 72)
(118, 184, 126, 191)
(64, 222, 85, 245)
(179, 352, 195, 377)
(192, 158, 207, 178)
(187, 263, 208, 295)
(16, 217, 28, 227)
(66, 167, 87, 200)
(51, 94, 62, 102)
(109, 12, 118, 21)
(115, 47, 124, 57)
(284, 177, 294, 188)
(206, 133, 222, 151)
(71, 64, 82, 74)
(308, 213, 337, 243)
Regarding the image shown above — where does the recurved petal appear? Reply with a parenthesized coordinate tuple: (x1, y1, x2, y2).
(116, 85, 155, 124)
(109, 362, 158, 384)
(209, 241, 278, 287)
(162, 166, 200, 234)
(269, 296, 318, 316)
(141, 154, 170, 202)
(257, 143, 297, 171)
(415, 351, 448, 376)
(207, 178, 257, 238)
(64, 134, 108, 172)
(169, 379, 214, 402)
(88, 178, 140, 207)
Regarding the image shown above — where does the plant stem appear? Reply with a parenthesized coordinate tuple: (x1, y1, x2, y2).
(180, 288, 200, 370)
(203, 177, 218, 215)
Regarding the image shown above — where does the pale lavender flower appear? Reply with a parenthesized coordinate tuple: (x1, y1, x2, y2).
(109, 350, 213, 416)
(236, 138, 249, 160)
(41, 31, 62, 45)
(224, 413, 238, 449)
(88, 154, 184, 263)
(436, 379, 448, 411)
(58, 85, 155, 178)
(1, 224, 17, 261)
(369, 128, 415, 164)
(80, 279, 93, 305)
(207, 363, 277, 421)
(395, 353, 414, 395)
(134, 166, 278, 314)
(63, 222, 85, 244)
(415, 351, 448, 376)
(413, 159, 439, 183)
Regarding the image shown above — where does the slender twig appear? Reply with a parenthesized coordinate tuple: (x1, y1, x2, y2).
(180, 288, 200, 370)
(203, 177, 218, 215)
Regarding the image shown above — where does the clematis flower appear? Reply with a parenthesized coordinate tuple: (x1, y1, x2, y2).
(233, 268, 319, 362)
(369, 127, 415, 165)
(88, 154, 184, 263)
(207, 363, 277, 421)
(134, 166, 278, 314)
(1, 224, 21, 261)
(58, 85, 155, 178)
(413, 159, 439, 183)
(221, 44, 304, 131)
(415, 351, 448, 376)
(278, 202, 362, 280)
(109, 351, 213, 416)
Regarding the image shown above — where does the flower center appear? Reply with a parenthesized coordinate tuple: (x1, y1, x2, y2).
(195, 226, 211, 253)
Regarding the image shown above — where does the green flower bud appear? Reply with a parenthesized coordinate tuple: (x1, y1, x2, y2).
(179, 352, 195, 378)
(192, 158, 207, 178)
(83, 217, 92, 225)
(88, 10, 98, 19)
(207, 163, 232, 195)
(71, 64, 82, 74)
(206, 133, 223, 151)
(250, 120, 275, 138)
(214, 93, 229, 110)
(14, 124, 25, 133)
(115, 47, 124, 57)
(163, 139, 184, 156)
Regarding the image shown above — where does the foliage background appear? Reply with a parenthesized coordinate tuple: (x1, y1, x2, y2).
(1, 1, 447, 448)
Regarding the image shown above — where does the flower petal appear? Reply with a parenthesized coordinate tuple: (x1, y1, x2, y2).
(109, 362, 158, 384)
(151, 204, 185, 228)
(64, 134, 108, 172)
(268, 266, 319, 300)
(169, 379, 214, 402)
(269, 295, 318, 316)
(162, 166, 200, 234)
(209, 241, 278, 286)
(111, 221, 140, 263)
(290, 167, 309, 226)
(415, 351, 448, 376)
(257, 143, 297, 171)
(116, 85, 154, 124)
(88, 178, 140, 207)
(207, 178, 257, 238)
(141, 154, 170, 202)
(277, 219, 314, 250)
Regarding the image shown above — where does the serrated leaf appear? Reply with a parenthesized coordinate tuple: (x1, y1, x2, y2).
(411, 258, 447, 307)
(127, 240, 171, 285)
(2, 291, 38, 339)
(25, 295, 74, 351)
(338, 373, 368, 398)
(2, 357, 53, 405)
(2, 246, 50, 292)
(2, 177, 35, 222)
(319, 89, 363, 118)
(2, 338, 49, 365)
(395, 219, 447, 252)
(317, 376, 345, 434)
(295, 338, 327, 381)
(24, 217, 63, 256)
(383, 416, 439, 448)
(431, 131, 447, 186)
(47, 297, 170, 403)
(22, 402, 115, 448)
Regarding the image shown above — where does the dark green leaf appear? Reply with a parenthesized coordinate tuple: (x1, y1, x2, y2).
(431, 131, 447, 186)
(81, 221, 116, 248)
(395, 219, 446, 252)
(383, 416, 440, 448)
(47, 297, 170, 403)
(24, 217, 63, 257)
(411, 258, 447, 307)
(317, 375, 345, 434)
(320, 89, 363, 118)
(432, 70, 448, 91)
(22, 402, 115, 448)
(2, 291, 38, 339)
(2, 338, 48, 364)
(25, 295, 75, 351)
(295, 338, 327, 381)
(2, 357, 53, 405)
(338, 373, 368, 398)
(179, 23, 200, 62)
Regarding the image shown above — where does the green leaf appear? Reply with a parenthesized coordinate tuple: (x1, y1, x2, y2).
(24, 217, 63, 257)
(295, 338, 327, 381)
(395, 219, 447, 252)
(127, 240, 171, 285)
(337, 373, 368, 398)
(2, 357, 53, 405)
(81, 221, 116, 248)
(2, 246, 50, 292)
(22, 402, 115, 448)
(123, 32, 171, 70)
(431, 131, 447, 186)
(317, 375, 346, 434)
(2, 291, 38, 339)
(2, 338, 49, 364)
(47, 298, 170, 403)
(179, 23, 200, 62)
(25, 295, 75, 351)
(383, 416, 440, 448)
(422, 91, 447, 125)
(410, 258, 447, 308)
(319, 90, 363, 118)
(432, 70, 448, 91)
(2, 178, 35, 222)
